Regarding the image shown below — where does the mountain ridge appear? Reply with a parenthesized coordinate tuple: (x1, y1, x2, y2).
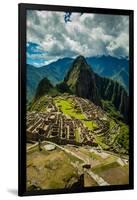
(35, 55, 129, 122)
(27, 55, 129, 101)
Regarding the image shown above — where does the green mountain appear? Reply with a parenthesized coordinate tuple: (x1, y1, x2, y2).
(95, 74, 129, 122)
(64, 55, 101, 105)
(35, 55, 129, 122)
(63, 55, 129, 122)
(27, 58, 73, 101)
(27, 56, 129, 101)
(86, 55, 129, 89)
(35, 77, 60, 100)
(112, 68, 129, 92)
(27, 64, 43, 101)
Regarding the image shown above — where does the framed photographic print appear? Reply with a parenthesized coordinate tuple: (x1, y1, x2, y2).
(18, 3, 134, 196)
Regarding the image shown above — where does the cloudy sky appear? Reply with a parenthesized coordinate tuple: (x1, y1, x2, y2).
(27, 10, 129, 67)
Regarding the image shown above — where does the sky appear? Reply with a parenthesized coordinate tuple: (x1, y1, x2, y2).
(27, 10, 129, 67)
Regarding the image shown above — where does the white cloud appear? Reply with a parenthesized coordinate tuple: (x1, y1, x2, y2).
(27, 10, 129, 64)
(106, 32, 129, 57)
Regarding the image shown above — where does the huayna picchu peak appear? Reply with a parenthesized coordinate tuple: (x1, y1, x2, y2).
(64, 55, 101, 105)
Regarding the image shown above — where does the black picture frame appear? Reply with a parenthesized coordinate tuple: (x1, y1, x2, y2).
(18, 3, 134, 196)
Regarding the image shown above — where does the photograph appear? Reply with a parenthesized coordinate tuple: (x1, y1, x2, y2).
(19, 5, 133, 194)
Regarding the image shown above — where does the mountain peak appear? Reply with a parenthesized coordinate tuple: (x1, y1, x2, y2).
(35, 77, 53, 99)
(64, 55, 91, 85)
(75, 55, 86, 61)
(73, 55, 88, 68)
(63, 55, 101, 105)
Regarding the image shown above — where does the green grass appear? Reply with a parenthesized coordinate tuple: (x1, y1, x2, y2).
(109, 118, 129, 153)
(84, 120, 98, 130)
(92, 161, 119, 174)
(27, 149, 80, 190)
(74, 128, 80, 142)
(109, 119, 116, 130)
(55, 98, 84, 119)
(101, 100, 123, 121)
(54, 97, 97, 131)
(91, 155, 118, 172)
(88, 152, 103, 161)
(91, 159, 129, 185)
(116, 123, 129, 153)
(79, 148, 103, 161)
(95, 136, 109, 150)
(27, 96, 48, 112)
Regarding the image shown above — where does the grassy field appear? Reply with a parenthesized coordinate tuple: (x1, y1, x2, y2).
(92, 161, 129, 185)
(55, 98, 84, 119)
(27, 148, 80, 190)
(78, 145, 129, 185)
(54, 97, 97, 131)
